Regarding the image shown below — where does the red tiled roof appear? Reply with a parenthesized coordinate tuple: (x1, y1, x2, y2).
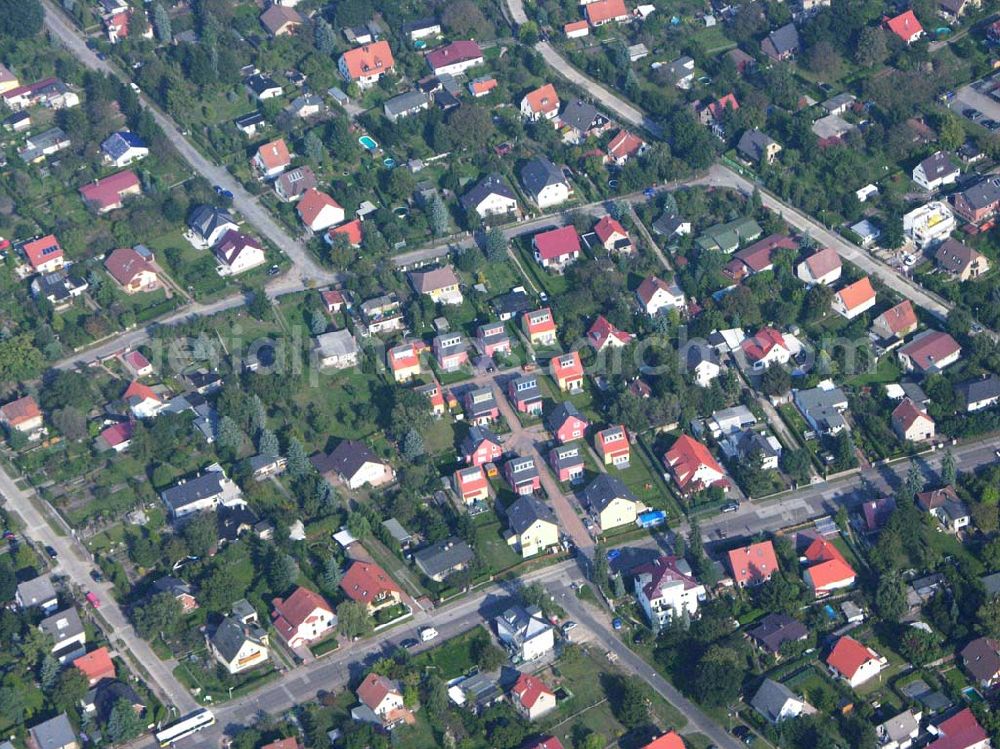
(726, 540, 778, 586)
(806, 558, 856, 590)
(123, 350, 150, 371)
(261, 739, 300, 749)
(321, 289, 345, 309)
(328, 218, 363, 247)
(523, 308, 556, 334)
(892, 397, 932, 432)
(357, 672, 400, 710)
(564, 20, 589, 33)
(105, 247, 155, 286)
(876, 300, 917, 336)
(79, 170, 140, 210)
(341, 41, 395, 80)
(512, 672, 554, 709)
(594, 215, 628, 244)
(524, 738, 566, 749)
(708, 93, 739, 118)
(803, 247, 842, 279)
(533, 225, 580, 260)
(551, 351, 584, 379)
(0, 395, 41, 426)
(22, 234, 63, 269)
(607, 129, 644, 160)
(736, 234, 797, 273)
(455, 465, 488, 493)
(886, 10, 924, 42)
(826, 635, 878, 679)
(741, 327, 787, 362)
(340, 561, 401, 605)
(664, 434, 726, 493)
(588, 315, 633, 348)
(641, 732, 685, 749)
(471, 77, 497, 95)
(256, 138, 290, 170)
(636, 275, 673, 305)
(931, 708, 988, 749)
(297, 188, 342, 226)
(585, 0, 629, 25)
(123, 380, 160, 403)
(835, 277, 876, 313)
(426, 41, 483, 71)
(73, 647, 115, 684)
(524, 84, 560, 116)
(803, 537, 847, 566)
(100, 421, 134, 448)
(271, 586, 333, 638)
(899, 330, 961, 371)
(106, 10, 130, 39)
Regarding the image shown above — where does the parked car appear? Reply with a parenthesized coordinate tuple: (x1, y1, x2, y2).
(85, 591, 101, 608)
(400, 638, 419, 649)
(90, 570, 104, 583)
(612, 618, 623, 630)
(419, 627, 439, 642)
(722, 501, 739, 513)
(606, 549, 621, 562)
(44, 545, 58, 559)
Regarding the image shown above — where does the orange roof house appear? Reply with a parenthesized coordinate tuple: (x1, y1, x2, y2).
(727, 540, 778, 587)
(261, 739, 301, 749)
(585, 0, 629, 26)
(663, 434, 727, 496)
(641, 733, 685, 749)
(886, 10, 924, 44)
(327, 218, 363, 248)
(0, 395, 42, 431)
(826, 635, 883, 687)
(511, 672, 557, 720)
(340, 561, 402, 613)
(802, 538, 856, 594)
(253, 138, 291, 177)
(550, 351, 584, 392)
(606, 129, 645, 164)
(339, 41, 396, 88)
(73, 647, 116, 686)
(271, 586, 336, 648)
(564, 20, 590, 37)
(593, 215, 633, 253)
(522, 308, 558, 346)
(595, 425, 629, 467)
(832, 277, 877, 319)
(22, 234, 64, 272)
(469, 76, 498, 97)
(297, 188, 345, 232)
(521, 83, 560, 121)
(872, 300, 918, 340)
(587, 315, 634, 351)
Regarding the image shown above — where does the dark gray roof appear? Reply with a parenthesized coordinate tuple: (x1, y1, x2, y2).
(763, 23, 799, 56)
(29, 714, 77, 749)
(520, 156, 565, 196)
(39, 607, 84, 645)
(311, 440, 385, 480)
(244, 73, 281, 95)
(917, 152, 958, 182)
(747, 612, 808, 653)
(509, 376, 541, 403)
(210, 616, 263, 661)
(550, 444, 583, 470)
(737, 129, 777, 163)
(17, 575, 56, 607)
(956, 374, 1000, 406)
(188, 204, 235, 239)
(95, 679, 144, 722)
(461, 173, 516, 212)
(413, 538, 475, 579)
(161, 472, 227, 512)
(957, 177, 1000, 211)
(751, 678, 800, 723)
(652, 213, 688, 236)
(384, 90, 429, 117)
(402, 18, 439, 34)
(461, 425, 502, 454)
(685, 343, 720, 370)
(234, 111, 266, 129)
(582, 474, 636, 512)
(152, 576, 193, 597)
(506, 494, 557, 533)
(545, 401, 584, 432)
(491, 289, 534, 316)
(559, 99, 606, 134)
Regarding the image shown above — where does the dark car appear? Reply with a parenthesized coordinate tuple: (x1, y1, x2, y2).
(90, 569, 104, 583)
(400, 638, 419, 649)
(45, 546, 58, 559)
(732, 726, 755, 745)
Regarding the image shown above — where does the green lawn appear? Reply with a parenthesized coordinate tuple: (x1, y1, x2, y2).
(474, 520, 522, 573)
(846, 354, 901, 388)
(412, 627, 489, 679)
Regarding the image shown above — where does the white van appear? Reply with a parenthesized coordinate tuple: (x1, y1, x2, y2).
(419, 627, 439, 642)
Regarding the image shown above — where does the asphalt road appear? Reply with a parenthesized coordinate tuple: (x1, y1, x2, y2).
(41, 0, 337, 287)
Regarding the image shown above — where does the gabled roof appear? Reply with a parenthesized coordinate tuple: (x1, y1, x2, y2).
(886, 10, 924, 42)
(521, 156, 566, 195)
(633, 555, 700, 601)
(930, 708, 987, 749)
(357, 672, 401, 709)
(917, 151, 958, 182)
(801, 247, 842, 280)
(582, 473, 636, 512)
(523, 83, 560, 116)
(826, 635, 879, 679)
(99, 421, 133, 448)
(961, 637, 1000, 684)
(892, 397, 932, 432)
(73, 647, 115, 683)
(956, 374, 1000, 405)
(297, 188, 342, 226)
(594, 215, 628, 244)
(79, 169, 140, 210)
(741, 327, 787, 362)
(311, 439, 385, 480)
(271, 586, 333, 638)
(875, 300, 918, 336)
(545, 401, 586, 432)
(747, 612, 808, 653)
(256, 138, 290, 170)
(834, 277, 876, 313)
(935, 238, 987, 275)
(533, 225, 580, 260)
(101, 130, 146, 160)
(607, 129, 644, 160)
(664, 434, 725, 492)
(22, 234, 63, 269)
(410, 265, 460, 293)
(507, 493, 557, 533)
(763, 23, 799, 56)
(727, 541, 778, 586)
(551, 351, 583, 379)
(585, 0, 629, 25)
(559, 99, 605, 133)
(341, 41, 395, 79)
(588, 315, 633, 348)
(899, 330, 961, 372)
(123, 380, 160, 404)
(105, 247, 155, 285)
(260, 4, 303, 34)
(340, 561, 401, 605)
(751, 678, 801, 723)
(737, 129, 778, 162)
(0, 395, 41, 426)
(328, 218, 363, 247)
(461, 173, 517, 212)
(512, 672, 554, 709)
(426, 40, 483, 71)
(640, 733, 685, 749)
(637, 275, 683, 306)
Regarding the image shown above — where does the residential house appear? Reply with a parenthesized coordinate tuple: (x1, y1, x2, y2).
(461, 426, 504, 466)
(492, 287, 535, 321)
(582, 474, 639, 530)
(476, 321, 511, 358)
(248, 455, 286, 482)
(244, 73, 283, 100)
(898, 330, 962, 374)
(2, 111, 29, 131)
(123, 381, 165, 419)
(521, 156, 571, 209)
(663, 434, 728, 496)
(234, 111, 266, 137)
(697, 92, 740, 127)
(104, 247, 158, 293)
(340, 562, 403, 614)
(719, 429, 782, 470)
(913, 152, 959, 191)
(79, 170, 141, 214)
(152, 576, 198, 612)
(747, 612, 808, 654)
(426, 41, 483, 76)
(508, 375, 543, 415)
(593, 215, 634, 254)
(0, 62, 17, 94)
(796, 247, 842, 286)
(558, 99, 610, 142)
(752, 679, 812, 724)
(917, 486, 970, 533)
(413, 539, 475, 582)
(383, 90, 430, 122)
(651, 212, 692, 238)
(3, 78, 78, 111)
(737, 129, 782, 164)
(260, 5, 303, 35)
(297, 188, 344, 231)
(587, 315, 633, 351)
(821, 92, 856, 115)
(18, 126, 71, 162)
(461, 173, 519, 219)
(951, 176, 1000, 226)
(73, 647, 116, 686)
(28, 268, 86, 310)
(903, 201, 955, 247)
(521, 83, 560, 122)
(723, 234, 798, 283)
(877, 710, 922, 749)
(549, 443, 585, 483)
(454, 465, 489, 504)
(550, 351, 584, 392)
(595, 424, 629, 468)
(633, 555, 705, 626)
(892, 398, 936, 442)
(532, 225, 581, 272)
(802, 538, 856, 596)
(40, 607, 86, 662)
(935, 237, 990, 280)
(956, 374, 1000, 412)
(97, 421, 133, 452)
(160, 465, 244, 519)
(215, 230, 267, 275)
(28, 714, 78, 749)
(727, 540, 778, 587)
(928, 709, 989, 749)
(939, 0, 980, 21)
(636, 275, 685, 315)
(511, 673, 556, 720)
(433, 333, 469, 371)
(606, 129, 646, 165)
(187, 205, 238, 249)
(495, 605, 555, 661)
(353, 673, 411, 730)
(546, 402, 588, 444)
(705, 405, 757, 438)
(16, 576, 57, 619)
(832, 277, 877, 320)
(962, 638, 1000, 690)
(271, 587, 336, 649)
(585, 0, 629, 26)
(762, 23, 799, 60)
(100, 130, 147, 168)
(640, 734, 685, 749)
(208, 608, 270, 674)
(885, 9, 925, 43)
(827, 635, 884, 687)
(314, 329, 359, 369)
(387, 342, 422, 383)
(862, 496, 897, 533)
(464, 386, 499, 425)
(523, 308, 558, 346)
(276, 167, 318, 202)
(288, 93, 323, 118)
(253, 138, 291, 178)
(320, 289, 348, 314)
(402, 18, 441, 40)
(311, 440, 395, 490)
(741, 327, 794, 371)
(564, 20, 590, 37)
(410, 266, 463, 305)
(794, 382, 849, 435)
(504, 454, 541, 496)
(339, 42, 396, 89)
(684, 344, 723, 387)
(664, 56, 695, 88)
(873, 300, 919, 340)
(505, 494, 560, 556)
(695, 217, 762, 253)
(0, 395, 43, 434)
(359, 294, 404, 334)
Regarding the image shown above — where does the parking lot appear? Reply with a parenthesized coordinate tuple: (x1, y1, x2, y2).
(952, 81, 1000, 127)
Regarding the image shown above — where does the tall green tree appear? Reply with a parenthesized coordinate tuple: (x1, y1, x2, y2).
(0, 0, 43, 37)
(152, 3, 172, 41)
(107, 698, 145, 742)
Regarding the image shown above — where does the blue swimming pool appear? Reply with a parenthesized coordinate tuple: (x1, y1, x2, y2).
(358, 135, 378, 151)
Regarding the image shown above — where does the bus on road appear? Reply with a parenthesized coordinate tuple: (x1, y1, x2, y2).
(154, 709, 215, 746)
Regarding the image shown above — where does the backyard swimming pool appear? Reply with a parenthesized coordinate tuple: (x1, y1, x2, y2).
(359, 135, 378, 151)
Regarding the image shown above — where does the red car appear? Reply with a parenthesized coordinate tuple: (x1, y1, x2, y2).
(85, 591, 101, 608)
